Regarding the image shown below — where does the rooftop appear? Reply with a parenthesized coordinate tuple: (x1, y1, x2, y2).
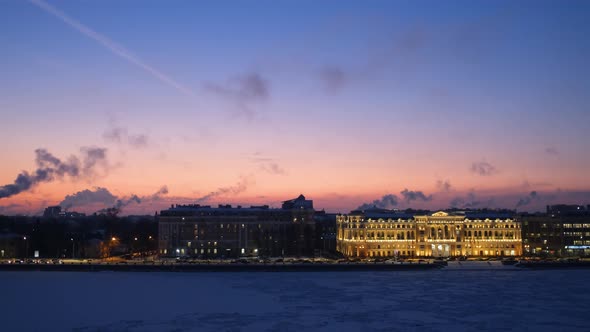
(160, 195, 314, 217)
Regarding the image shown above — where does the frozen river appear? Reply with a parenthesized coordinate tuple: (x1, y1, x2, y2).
(1, 269, 588, 331)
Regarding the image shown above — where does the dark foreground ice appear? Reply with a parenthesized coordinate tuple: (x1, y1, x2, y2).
(1, 269, 589, 331)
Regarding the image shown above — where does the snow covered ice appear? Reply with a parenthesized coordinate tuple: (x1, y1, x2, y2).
(1, 269, 589, 331)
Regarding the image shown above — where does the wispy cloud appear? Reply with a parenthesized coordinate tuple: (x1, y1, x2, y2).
(470, 161, 497, 176)
(247, 153, 287, 175)
(146, 186, 169, 201)
(103, 126, 149, 149)
(357, 194, 399, 210)
(400, 188, 433, 202)
(28, 0, 194, 96)
(195, 176, 254, 203)
(260, 163, 286, 175)
(450, 191, 495, 209)
(436, 179, 452, 192)
(515, 191, 540, 208)
(60, 187, 118, 210)
(205, 73, 269, 118)
(0, 147, 111, 199)
(314, 26, 428, 93)
(317, 65, 348, 93)
(545, 147, 559, 155)
(312, 12, 510, 95)
(59, 185, 169, 214)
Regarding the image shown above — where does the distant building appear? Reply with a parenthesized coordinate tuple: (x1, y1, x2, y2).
(547, 204, 589, 217)
(337, 209, 522, 258)
(158, 195, 316, 258)
(314, 211, 337, 255)
(521, 213, 590, 257)
(0, 233, 21, 258)
(281, 194, 313, 210)
(43, 206, 86, 218)
(43, 206, 62, 218)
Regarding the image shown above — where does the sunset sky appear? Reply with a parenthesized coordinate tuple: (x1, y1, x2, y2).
(1, 0, 589, 215)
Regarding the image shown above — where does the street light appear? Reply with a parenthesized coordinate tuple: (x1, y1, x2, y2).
(23, 236, 28, 258)
(132, 237, 138, 255)
(71, 238, 75, 259)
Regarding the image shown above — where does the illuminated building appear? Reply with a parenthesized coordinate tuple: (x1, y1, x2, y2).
(521, 208, 590, 257)
(158, 195, 315, 258)
(337, 209, 522, 258)
(42, 206, 86, 218)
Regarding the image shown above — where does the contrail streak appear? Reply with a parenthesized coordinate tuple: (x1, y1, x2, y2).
(29, 0, 194, 97)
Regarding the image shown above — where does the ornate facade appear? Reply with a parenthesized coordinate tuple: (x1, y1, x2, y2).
(337, 210, 522, 258)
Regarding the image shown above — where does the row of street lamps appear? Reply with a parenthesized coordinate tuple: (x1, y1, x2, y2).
(19, 235, 155, 258)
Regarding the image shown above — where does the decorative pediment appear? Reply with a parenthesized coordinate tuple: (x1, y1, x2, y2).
(431, 211, 449, 217)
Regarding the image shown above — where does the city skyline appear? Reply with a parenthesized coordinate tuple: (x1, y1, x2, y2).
(1, 0, 590, 215)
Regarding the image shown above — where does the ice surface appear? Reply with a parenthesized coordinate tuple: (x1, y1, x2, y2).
(1, 269, 589, 331)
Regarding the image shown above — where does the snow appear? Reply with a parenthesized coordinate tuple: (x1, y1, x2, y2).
(1, 269, 589, 331)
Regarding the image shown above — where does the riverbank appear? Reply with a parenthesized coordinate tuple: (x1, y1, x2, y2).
(0, 261, 442, 272)
(3, 259, 589, 272)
